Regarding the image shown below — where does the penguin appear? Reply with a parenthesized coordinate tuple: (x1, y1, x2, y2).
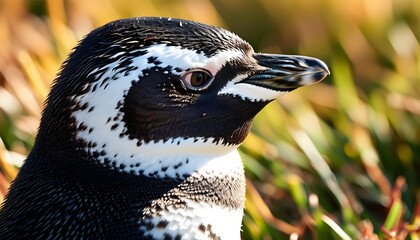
(0, 17, 329, 239)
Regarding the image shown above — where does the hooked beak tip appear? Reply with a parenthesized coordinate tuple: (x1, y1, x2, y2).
(305, 57, 330, 74)
(304, 57, 330, 82)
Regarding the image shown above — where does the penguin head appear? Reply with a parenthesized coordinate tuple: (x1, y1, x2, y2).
(38, 17, 329, 176)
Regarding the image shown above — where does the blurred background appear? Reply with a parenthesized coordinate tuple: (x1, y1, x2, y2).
(0, 0, 419, 239)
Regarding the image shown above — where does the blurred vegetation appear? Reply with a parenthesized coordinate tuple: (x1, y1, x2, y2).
(0, 0, 419, 239)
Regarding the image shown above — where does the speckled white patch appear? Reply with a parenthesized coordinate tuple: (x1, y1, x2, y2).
(141, 200, 244, 240)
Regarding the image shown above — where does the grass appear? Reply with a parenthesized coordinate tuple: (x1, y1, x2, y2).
(0, 0, 419, 239)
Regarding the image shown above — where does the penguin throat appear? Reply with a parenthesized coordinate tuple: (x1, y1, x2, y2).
(77, 136, 242, 180)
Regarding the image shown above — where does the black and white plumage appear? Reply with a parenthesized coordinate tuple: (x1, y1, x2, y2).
(0, 17, 329, 239)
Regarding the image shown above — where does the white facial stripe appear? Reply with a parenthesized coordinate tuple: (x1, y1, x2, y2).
(141, 200, 243, 239)
(91, 138, 241, 178)
(71, 44, 245, 177)
(118, 142, 242, 178)
(218, 74, 288, 102)
(135, 137, 237, 157)
(140, 45, 243, 76)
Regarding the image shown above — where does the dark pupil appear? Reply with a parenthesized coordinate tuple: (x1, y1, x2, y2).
(191, 72, 206, 87)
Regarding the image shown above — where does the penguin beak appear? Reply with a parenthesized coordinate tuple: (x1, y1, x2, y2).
(243, 53, 330, 91)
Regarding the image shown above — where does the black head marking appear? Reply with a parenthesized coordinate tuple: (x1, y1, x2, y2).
(120, 63, 267, 145)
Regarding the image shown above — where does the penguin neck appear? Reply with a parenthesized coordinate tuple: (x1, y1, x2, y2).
(27, 130, 248, 237)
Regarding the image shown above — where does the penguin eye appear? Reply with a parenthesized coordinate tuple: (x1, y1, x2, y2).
(181, 69, 213, 91)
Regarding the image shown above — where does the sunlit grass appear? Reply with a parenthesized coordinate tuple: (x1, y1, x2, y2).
(0, 0, 419, 239)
